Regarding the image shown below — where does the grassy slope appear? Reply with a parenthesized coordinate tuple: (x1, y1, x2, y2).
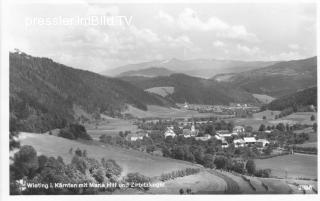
(255, 154, 317, 179)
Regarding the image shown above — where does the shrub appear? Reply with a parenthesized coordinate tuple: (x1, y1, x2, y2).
(125, 172, 151, 191)
(245, 159, 256, 175)
(59, 124, 92, 140)
(254, 169, 271, 178)
(214, 156, 229, 169)
(101, 158, 122, 179)
(12, 145, 39, 179)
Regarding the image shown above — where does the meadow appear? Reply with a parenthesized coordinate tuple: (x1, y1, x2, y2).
(18, 132, 199, 177)
(255, 154, 317, 179)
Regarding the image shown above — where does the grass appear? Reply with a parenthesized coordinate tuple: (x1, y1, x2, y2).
(85, 118, 139, 140)
(148, 170, 227, 194)
(255, 154, 317, 180)
(122, 105, 216, 119)
(252, 94, 275, 104)
(18, 132, 199, 177)
(270, 112, 317, 126)
(145, 87, 174, 97)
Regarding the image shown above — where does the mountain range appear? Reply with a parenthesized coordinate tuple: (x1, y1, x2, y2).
(103, 58, 278, 78)
(212, 56, 317, 97)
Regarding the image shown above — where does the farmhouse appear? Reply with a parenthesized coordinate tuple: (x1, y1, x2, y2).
(233, 139, 245, 148)
(126, 132, 147, 141)
(243, 137, 256, 146)
(233, 126, 245, 134)
(256, 139, 270, 147)
(195, 134, 212, 141)
(164, 127, 176, 138)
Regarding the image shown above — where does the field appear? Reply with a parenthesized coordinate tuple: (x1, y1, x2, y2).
(252, 94, 275, 104)
(85, 117, 139, 140)
(122, 105, 216, 119)
(145, 87, 174, 97)
(148, 170, 227, 194)
(255, 154, 317, 179)
(230, 111, 316, 131)
(17, 132, 200, 177)
(269, 112, 317, 126)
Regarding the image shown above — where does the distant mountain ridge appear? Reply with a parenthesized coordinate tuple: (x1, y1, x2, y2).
(10, 51, 172, 132)
(212, 56, 317, 97)
(104, 58, 279, 78)
(117, 67, 175, 77)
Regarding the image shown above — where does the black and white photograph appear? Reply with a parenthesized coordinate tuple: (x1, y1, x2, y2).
(0, 0, 319, 199)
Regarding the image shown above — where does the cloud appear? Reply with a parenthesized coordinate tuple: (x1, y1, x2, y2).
(157, 8, 258, 42)
(213, 40, 225, 47)
(237, 44, 260, 55)
(288, 44, 300, 50)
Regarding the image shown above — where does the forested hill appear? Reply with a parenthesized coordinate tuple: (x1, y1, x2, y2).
(10, 51, 171, 132)
(120, 74, 258, 105)
(266, 87, 317, 111)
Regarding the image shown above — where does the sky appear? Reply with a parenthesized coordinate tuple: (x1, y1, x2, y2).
(7, 1, 317, 73)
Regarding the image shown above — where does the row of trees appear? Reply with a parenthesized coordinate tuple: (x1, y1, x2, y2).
(213, 157, 271, 178)
(159, 168, 200, 182)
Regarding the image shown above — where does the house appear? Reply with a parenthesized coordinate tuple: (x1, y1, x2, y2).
(256, 139, 270, 147)
(233, 139, 245, 148)
(243, 137, 256, 146)
(195, 134, 212, 141)
(126, 133, 145, 141)
(221, 140, 229, 148)
(233, 126, 245, 134)
(164, 127, 176, 138)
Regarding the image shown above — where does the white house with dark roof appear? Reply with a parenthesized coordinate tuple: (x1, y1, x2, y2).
(233, 126, 245, 134)
(164, 127, 176, 138)
(243, 137, 256, 145)
(195, 134, 212, 141)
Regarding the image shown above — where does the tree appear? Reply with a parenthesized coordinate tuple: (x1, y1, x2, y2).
(311, 114, 315, 121)
(276, 123, 285, 132)
(258, 124, 266, 131)
(246, 159, 256, 175)
(203, 154, 215, 168)
(214, 156, 228, 169)
(12, 145, 39, 179)
(262, 116, 267, 120)
(101, 158, 122, 179)
(313, 123, 317, 132)
(179, 188, 184, 194)
(125, 173, 151, 191)
(146, 145, 155, 153)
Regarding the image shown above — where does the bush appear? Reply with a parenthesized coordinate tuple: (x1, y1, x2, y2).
(214, 156, 229, 169)
(12, 145, 39, 179)
(125, 172, 151, 191)
(254, 169, 271, 178)
(101, 158, 122, 179)
(245, 159, 256, 175)
(59, 124, 92, 140)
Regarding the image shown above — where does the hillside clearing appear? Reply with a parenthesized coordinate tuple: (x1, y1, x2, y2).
(253, 94, 275, 104)
(145, 87, 174, 97)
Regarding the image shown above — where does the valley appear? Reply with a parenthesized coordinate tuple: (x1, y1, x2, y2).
(9, 51, 318, 195)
